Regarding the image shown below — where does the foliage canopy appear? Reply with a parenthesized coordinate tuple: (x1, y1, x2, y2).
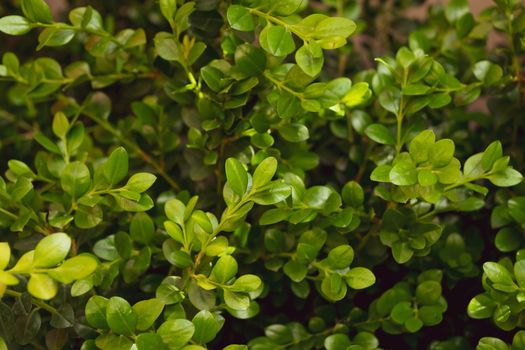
(0, 0, 525, 349)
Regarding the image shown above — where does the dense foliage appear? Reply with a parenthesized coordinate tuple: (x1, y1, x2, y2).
(0, 0, 524, 349)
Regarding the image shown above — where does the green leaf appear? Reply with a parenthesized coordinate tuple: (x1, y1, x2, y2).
(192, 310, 222, 344)
(514, 261, 525, 288)
(234, 44, 266, 78)
(130, 213, 155, 244)
(364, 124, 395, 145)
(283, 261, 308, 282)
(211, 255, 238, 284)
(21, 0, 53, 23)
(391, 301, 413, 324)
(223, 290, 250, 310)
(467, 294, 496, 319)
(342, 181, 364, 208)
(416, 281, 442, 305)
(154, 33, 182, 62)
(136, 333, 168, 350)
(133, 299, 164, 331)
(86, 296, 109, 328)
(403, 84, 430, 96)
(157, 319, 195, 350)
(125, 173, 157, 193)
(95, 334, 133, 350)
(156, 277, 184, 305)
(159, 0, 177, 24)
(230, 274, 262, 292)
(265, 324, 293, 345)
(481, 141, 503, 171)
(33, 233, 71, 268)
(0, 16, 32, 35)
(165, 198, 186, 226)
(10, 177, 33, 201)
(327, 245, 354, 269)
(250, 180, 292, 205)
(419, 305, 443, 326)
(61, 161, 91, 198)
(27, 273, 58, 300)
(37, 28, 75, 49)
(325, 334, 351, 350)
(227, 5, 255, 31)
(345, 267, 376, 289)
(495, 227, 521, 253)
(52, 112, 69, 139)
(445, 0, 469, 22)
(295, 42, 324, 77)
(200, 66, 224, 92)
(389, 161, 418, 186)
(225, 158, 248, 197)
(478, 338, 509, 350)
(321, 273, 347, 301)
(69, 7, 103, 30)
(104, 147, 129, 185)
(253, 157, 277, 188)
(370, 164, 392, 182)
(278, 124, 309, 142)
(405, 317, 423, 333)
(259, 25, 295, 57)
(418, 169, 437, 186)
(396, 47, 415, 68)
(430, 139, 455, 167)
(0, 337, 7, 350)
(0, 243, 10, 270)
(35, 132, 60, 154)
(483, 262, 514, 285)
(8, 160, 34, 177)
(47, 255, 98, 283)
(314, 17, 356, 39)
(106, 297, 138, 336)
(74, 205, 103, 229)
(342, 82, 371, 108)
(473, 61, 503, 85)
(409, 130, 435, 163)
(392, 242, 414, 263)
(487, 168, 523, 187)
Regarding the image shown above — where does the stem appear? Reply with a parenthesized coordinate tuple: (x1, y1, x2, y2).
(249, 8, 307, 39)
(263, 71, 304, 99)
(355, 218, 381, 254)
(506, 12, 524, 147)
(443, 175, 482, 192)
(274, 327, 334, 350)
(2, 71, 156, 90)
(84, 113, 181, 191)
(4, 289, 60, 315)
(395, 95, 405, 153)
(0, 207, 18, 220)
(192, 195, 252, 272)
(33, 22, 125, 49)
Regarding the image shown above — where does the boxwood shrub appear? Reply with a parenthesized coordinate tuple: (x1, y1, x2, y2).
(0, 0, 524, 349)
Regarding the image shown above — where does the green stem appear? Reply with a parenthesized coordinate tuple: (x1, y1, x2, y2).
(0, 207, 18, 220)
(263, 71, 304, 99)
(33, 22, 125, 48)
(2, 71, 156, 89)
(192, 194, 253, 272)
(4, 289, 60, 315)
(274, 327, 334, 350)
(395, 95, 405, 153)
(249, 8, 306, 39)
(506, 13, 523, 147)
(443, 176, 483, 192)
(84, 113, 181, 191)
